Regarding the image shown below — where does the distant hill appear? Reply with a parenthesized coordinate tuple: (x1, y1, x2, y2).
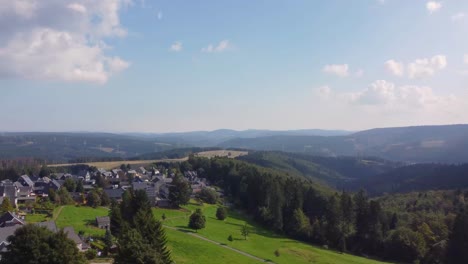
(237, 151, 400, 188)
(0, 132, 189, 162)
(348, 163, 468, 196)
(219, 124, 468, 163)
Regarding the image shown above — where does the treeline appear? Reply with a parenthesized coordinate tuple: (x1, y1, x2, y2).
(187, 156, 467, 264)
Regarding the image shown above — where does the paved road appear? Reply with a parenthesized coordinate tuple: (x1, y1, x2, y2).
(163, 225, 273, 263)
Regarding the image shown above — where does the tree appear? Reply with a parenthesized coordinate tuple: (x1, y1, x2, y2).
(228, 234, 233, 242)
(75, 180, 84, 193)
(104, 229, 113, 256)
(241, 223, 250, 240)
(384, 227, 427, 263)
(285, 208, 311, 239)
(446, 209, 468, 264)
(169, 175, 191, 208)
(86, 190, 101, 208)
(188, 209, 206, 232)
(216, 207, 227, 220)
(0, 197, 13, 213)
(114, 228, 162, 264)
(100, 190, 111, 206)
(109, 200, 123, 237)
(161, 213, 166, 221)
(63, 178, 76, 193)
(0, 225, 87, 264)
(197, 188, 219, 204)
(57, 187, 74, 205)
(38, 165, 50, 178)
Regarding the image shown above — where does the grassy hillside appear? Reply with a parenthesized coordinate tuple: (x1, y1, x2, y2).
(44, 204, 389, 263)
(154, 202, 390, 264)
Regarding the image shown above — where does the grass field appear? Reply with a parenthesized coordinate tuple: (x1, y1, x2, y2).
(48, 203, 390, 263)
(195, 150, 248, 159)
(154, 202, 391, 264)
(55, 206, 109, 236)
(48, 158, 187, 170)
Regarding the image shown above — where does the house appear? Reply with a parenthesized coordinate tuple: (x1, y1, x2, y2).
(138, 167, 147, 175)
(0, 212, 24, 227)
(35, 221, 58, 233)
(63, 226, 84, 251)
(111, 169, 122, 177)
(18, 175, 34, 187)
(0, 186, 17, 207)
(16, 186, 35, 205)
(104, 188, 124, 201)
(0, 225, 22, 253)
(96, 216, 110, 229)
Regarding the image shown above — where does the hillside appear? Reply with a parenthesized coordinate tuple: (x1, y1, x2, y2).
(220, 124, 468, 163)
(237, 151, 399, 188)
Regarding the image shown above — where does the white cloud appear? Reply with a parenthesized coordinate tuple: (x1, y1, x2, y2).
(451, 12, 466, 21)
(385, 60, 405, 77)
(0, 0, 131, 84)
(407, 55, 447, 79)
(463, 54, 468, 64)
(157, 11, 162, 20)
(355, 69, 364, 78)
(426, 1, 442, 14)
(202, 40, 231, 53)
(350, 80, 453, 109)
(317, 86, 332, 99)
(170, 41, 183, 52)
(323, 64, 349, 77)
(67, 3, 87, 14)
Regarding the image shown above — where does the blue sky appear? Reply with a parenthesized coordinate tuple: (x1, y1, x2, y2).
(1, 0, 468, 132)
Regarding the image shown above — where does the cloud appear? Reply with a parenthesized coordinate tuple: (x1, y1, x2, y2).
(157, 11, 162, 20)
(323, 64, 349, 77)
(0, 0, 131, 84)
(67, 3, 87, 14)
(385, 55, 447, 79)
(426, 1, 442, 14)
(350, 80, 453, 109)
(317, 86, 332, 99)
(355, 69, 364, 78)
(202, 40, 231, 53)
(170, 41, 183, 52)
(385, 60, 405, 77)
(451, 12, 466, 21)
(407, 55, 447, 79)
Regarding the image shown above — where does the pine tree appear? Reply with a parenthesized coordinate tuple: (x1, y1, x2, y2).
(216, 207, 227, 220)
(0, 197, 13, 213)
(109, 200, 123, 237)
(241, 223, 250, 240)
(446, 209, 468, 264)
(103, 229, 113, 256)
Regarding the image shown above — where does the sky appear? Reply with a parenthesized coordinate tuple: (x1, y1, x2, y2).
(1, 0, 468, 133)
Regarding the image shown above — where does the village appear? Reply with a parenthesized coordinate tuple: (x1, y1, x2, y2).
(0, 164, 215, 256)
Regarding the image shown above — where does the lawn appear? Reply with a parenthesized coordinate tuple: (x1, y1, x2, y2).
(155, 202, 391, 264)
(166, 228, 259, 264)
(55, 206, 109, 237)
(25, 213, 50, 223)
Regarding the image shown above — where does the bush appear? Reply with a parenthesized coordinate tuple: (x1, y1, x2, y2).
(274, 249, 280, 257)
(216, 207, 227, 220)
(85, 249, 97, 260)
(228, 235, 233, 242)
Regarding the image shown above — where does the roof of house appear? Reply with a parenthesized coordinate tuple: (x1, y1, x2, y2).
(132, 182, 148, 191)
(104, 188, 124, 199)
(0, 212, 24, 228)
(35, 221, 58, 233)
(0, 225, 21, 244)
(96, 216, 110, 226)
(63, 227, 82, 244)
(0, 186, 17, 202)
(19, 175, 34, 187)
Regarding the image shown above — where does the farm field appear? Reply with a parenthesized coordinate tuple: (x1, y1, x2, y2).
(48, 158, 187, 170)
(194, 150, 248, 159)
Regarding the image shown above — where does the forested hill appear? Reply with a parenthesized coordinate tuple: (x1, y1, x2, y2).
(237, 151, 400, 188)
(348, 163, 468, 196)
(219, 124, 468, 164)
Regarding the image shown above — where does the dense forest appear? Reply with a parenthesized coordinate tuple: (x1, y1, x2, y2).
(183, 155, 468, 264)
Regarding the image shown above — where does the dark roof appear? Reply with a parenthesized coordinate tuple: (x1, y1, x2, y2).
(35, 221, 58, 233)
(63, 227, 82, 244)
(0, 186, 17, 203)
(0, 225, 21, 243)
(96, 216, 110, 226)
(104, 188, 124, 199)
(19, 175, 34, 187)
(50, 180, 61, 189)
(0, 212, 24, 227)
(77, 170, 89, 177)
(132, 182, 147, 191)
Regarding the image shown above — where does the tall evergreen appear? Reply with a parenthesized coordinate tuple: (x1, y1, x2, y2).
(446, 208, 468, 264)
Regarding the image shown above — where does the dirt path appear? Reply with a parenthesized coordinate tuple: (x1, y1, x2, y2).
(163, 225, 272, 263)
(53, 206, 64, 221)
